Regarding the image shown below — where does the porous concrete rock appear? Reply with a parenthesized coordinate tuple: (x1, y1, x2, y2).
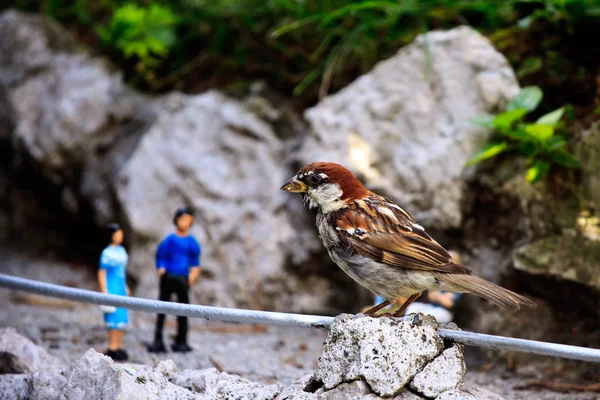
(317, 380, 372, 399)
(387, 391, 427, 400)
(276, 373, 318, 400)
(436, 390, 476, 400)
(437, 386, 506, 400)
(464, 385, 506, 400)
(60, 349, 199, 400)
(317, 381, 425, 400)
(30, 370, 69, 400)
(277, 375, 426, 400)
(299, 26, 519, 229)
(0, 327, 65, 372)
(314, 314, 444, 397)
(410, 344, 466, 398)
(168, 367, 283, 400)
(154, 359, 178, 375)
(0, 374, 31, 399)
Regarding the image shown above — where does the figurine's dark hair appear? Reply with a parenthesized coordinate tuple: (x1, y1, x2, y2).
(106, 223, 121, 244)
(173, 207, 195, 225)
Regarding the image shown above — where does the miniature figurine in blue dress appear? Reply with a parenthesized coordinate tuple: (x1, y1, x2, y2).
(98, 223, 130, 361)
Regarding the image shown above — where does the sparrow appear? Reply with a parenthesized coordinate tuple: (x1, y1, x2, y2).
(281, 162, 535, 317)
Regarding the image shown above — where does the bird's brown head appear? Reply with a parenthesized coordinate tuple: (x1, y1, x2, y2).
(280, 162, 370, 213)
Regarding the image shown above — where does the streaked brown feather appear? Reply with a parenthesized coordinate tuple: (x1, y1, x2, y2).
(333, 196, 472, 275)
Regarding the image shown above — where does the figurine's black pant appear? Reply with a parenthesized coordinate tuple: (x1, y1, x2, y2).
(154, 274, 189, 344)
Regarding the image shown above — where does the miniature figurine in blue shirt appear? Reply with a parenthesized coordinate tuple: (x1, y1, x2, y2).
(155, 234, 201, 277)
(148, 207, 201, 354)
(98, 223, 130, 361)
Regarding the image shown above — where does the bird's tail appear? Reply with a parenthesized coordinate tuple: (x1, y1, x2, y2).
(441, 274, 536, 310)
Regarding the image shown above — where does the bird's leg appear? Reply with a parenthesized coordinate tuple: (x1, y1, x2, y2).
(392, 293, 421, 317)
(363, 300, 391, 316)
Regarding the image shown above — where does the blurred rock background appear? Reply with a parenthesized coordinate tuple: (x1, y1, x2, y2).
(0, 0, 599, 388)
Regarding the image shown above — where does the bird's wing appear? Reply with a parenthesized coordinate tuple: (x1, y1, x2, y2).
(333, 196, 471, 275)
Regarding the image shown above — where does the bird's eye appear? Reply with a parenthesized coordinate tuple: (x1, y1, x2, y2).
(310, 174, 322, 185)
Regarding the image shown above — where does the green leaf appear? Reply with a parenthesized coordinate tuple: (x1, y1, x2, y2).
(519, 142, 538, 157)
(101, 4, 178, 61)
(466, 142, 509, 166)
(271, 14, 323, 38)
(546, 136, 568, 150)
(526, 160, 550, 182)
(551, 152, 579, 168)
(293, 68, 322, 96)
(525, 124, 554, 141)
(468, 114, 495, 129)
(493, 108, 528, 131)
(517, 57, 543, 79)
(503, 128, 538, 143)
(507, 86, 543, 112)
(536, 107, 564, 126)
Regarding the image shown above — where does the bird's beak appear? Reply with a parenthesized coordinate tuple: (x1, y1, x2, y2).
(280, 176, 308, 193)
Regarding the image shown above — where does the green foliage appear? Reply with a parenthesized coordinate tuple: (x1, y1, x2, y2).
(467, 86, 578, 182)
(96, 4, 178, 80)
(7, 0, 600, 104)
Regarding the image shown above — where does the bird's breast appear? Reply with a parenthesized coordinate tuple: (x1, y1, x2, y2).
(315, 213, 340, 248)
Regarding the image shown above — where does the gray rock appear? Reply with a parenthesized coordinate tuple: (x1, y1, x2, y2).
(9, 55, 140, 174)
(317, 381, 425, 399)
(111, 91, 327, 312)
(410, 345, 466, 398)
(0, 9, 348, 314)
(0, 9, 148, 255)
(277, 375, 426, 400)
(60, 349, 199, 400)
(299, 26, 519, 229)
(169, 367, 282, 399)
(436, 390, 476, 400)
(437, 386, 506, 400)
(60, 349, 146, 400)
(314, 314, 444, 397)
(0, 327, 65, 371)
(153, 359, 178, 375)
(513, 235, 600, 292)
(0, 374, 31, 399)
(30, 370, 69, 400)
(317, 381, 372, 399)
(464, 385, 506, 400)
(277, 374, 319, 400)
(0, 10, 78, 87)
(1, 11, 142, 176)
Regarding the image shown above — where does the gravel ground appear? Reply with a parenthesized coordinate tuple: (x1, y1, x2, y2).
(0, 248, 598, 399)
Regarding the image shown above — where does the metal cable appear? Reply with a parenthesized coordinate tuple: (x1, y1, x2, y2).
(1, 273, 599, 363)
